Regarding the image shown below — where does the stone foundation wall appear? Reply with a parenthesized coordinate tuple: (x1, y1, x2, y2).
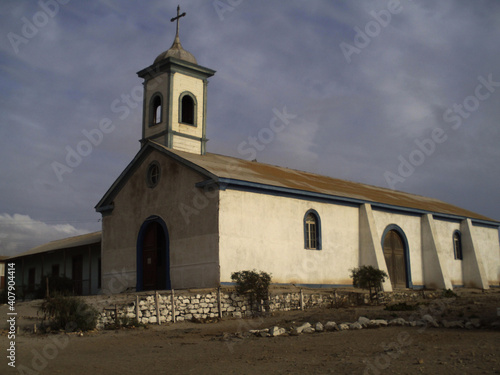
(93, 288, 439, 329)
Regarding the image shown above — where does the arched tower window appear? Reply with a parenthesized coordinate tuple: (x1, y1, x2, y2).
(304, 210, 321, 250)
(179, 92, 196, 126)
(150, 94, 162, 125)
(453, 231, 463, 260)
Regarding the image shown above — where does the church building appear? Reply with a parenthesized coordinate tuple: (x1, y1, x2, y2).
(94, 9, 500, 294)
(8, 9, 499, 297)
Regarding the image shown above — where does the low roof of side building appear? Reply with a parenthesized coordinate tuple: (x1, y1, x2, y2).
(8, 231, 102, 260)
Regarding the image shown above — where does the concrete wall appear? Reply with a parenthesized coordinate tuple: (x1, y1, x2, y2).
(372, 209, 424, 287)
(218, 189, 360, 286)
(143, 71, 170, 141)
(101, 149, 219, 293)
(432, 219, 463, 286)
(171, 73, 204, 135)
(471, 224, 500, 287)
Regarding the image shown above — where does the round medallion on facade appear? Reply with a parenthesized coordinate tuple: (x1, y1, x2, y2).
(147, 161, 161, 188)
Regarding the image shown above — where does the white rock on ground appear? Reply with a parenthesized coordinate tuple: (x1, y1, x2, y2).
(315, 322, 324, 332)
(357, 316, 370, 327)
(338, 323, 350, 331)
(269, 326, 286, 337)
(324, 321, 338, 331)
(389, 318, 407, 326)
(295, 322, 312, 334)
(368, 319, 388, 328)
(421, 314, 439, 328)
(349, 322, 363, 330)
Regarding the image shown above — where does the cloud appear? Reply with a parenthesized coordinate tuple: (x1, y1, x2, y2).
(0, 213, 88, 256)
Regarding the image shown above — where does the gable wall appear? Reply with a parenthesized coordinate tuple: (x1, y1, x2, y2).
(101, 149, 219, 293)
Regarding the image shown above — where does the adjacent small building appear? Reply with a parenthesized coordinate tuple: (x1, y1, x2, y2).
(8, 232, 101, 298)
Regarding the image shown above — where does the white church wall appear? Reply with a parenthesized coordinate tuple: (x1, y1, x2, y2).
(172, 134, 200, 153)
(171, 72, 204, 137)
(471, 224, 500, 287)
(143, 72, 170, 140)
(218, 189, 360, 286)
(371, 210, 424, 287)
(101, 150, 220, 293)
(432, 219, 463, 286)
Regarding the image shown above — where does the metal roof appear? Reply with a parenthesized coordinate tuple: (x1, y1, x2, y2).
(8, 231, 101, 260)
(155, 143, 498, 224)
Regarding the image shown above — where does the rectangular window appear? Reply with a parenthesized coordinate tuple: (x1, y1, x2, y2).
(307, 222, 317, 249)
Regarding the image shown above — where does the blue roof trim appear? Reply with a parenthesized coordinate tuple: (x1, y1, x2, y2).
(215, 178, 500, 227)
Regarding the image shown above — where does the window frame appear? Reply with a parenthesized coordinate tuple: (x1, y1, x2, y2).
(149, 93, 163, 126)
(453, 230, 463, 260)
(146, 161, 161, 188)
(178, 91, 197, 126)
(304, 209, 322, 250)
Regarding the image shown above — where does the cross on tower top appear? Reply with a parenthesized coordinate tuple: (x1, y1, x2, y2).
(170, 5, 186, 37)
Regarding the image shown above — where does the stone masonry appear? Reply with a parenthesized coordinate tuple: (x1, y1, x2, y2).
(94, 288, 439, 329)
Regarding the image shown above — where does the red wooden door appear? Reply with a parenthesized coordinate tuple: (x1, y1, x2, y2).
(142, 222, 167, 290)
(142, 224, 158, 290)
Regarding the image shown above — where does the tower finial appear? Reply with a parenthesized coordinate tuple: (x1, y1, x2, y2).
(170, 5, 186, 38)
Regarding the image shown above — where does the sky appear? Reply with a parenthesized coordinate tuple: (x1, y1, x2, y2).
(1, 0, 499, 256)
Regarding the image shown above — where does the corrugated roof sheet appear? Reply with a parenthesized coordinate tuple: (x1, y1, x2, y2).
(156, 143, 497, 223)
(8, 231, 101, 259)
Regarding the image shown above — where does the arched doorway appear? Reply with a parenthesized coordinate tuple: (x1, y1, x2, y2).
(137, 217, 170, 291)
(382, 227, 409, 289)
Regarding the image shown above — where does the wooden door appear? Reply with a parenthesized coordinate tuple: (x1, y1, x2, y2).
(72, 255, 83, 295)
(383, 230, 407, 288)
(142, 222, 167, 290)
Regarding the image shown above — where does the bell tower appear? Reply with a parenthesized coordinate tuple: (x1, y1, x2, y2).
(137, 6, 215, 155)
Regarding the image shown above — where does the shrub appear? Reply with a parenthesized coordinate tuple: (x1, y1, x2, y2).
(40, 295, 99, 332)
(105, 316, 144, 330)
(442, 288, 457, 298)
(385, 302, 419, 311)
(35, 275, 74, 299)
(231, 270, 271, 311)
(350, 265, 388, 302)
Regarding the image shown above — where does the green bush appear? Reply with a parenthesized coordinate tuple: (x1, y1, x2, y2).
(442, 288, 457, 298)
(350, 265, 388, 302)
(231, 270, 271, 311)
(40, 295, 98, 332)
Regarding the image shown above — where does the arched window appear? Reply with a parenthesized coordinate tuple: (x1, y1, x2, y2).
(180, 92, 196, 125)
(453, 231, 463, 260)
(304, 210, 321, 250)
(150, 94, 162, 125)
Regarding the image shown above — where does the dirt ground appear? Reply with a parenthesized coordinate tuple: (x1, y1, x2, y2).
(1, 288, 499, 375)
